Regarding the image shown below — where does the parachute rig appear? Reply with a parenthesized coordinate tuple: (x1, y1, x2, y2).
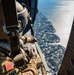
(0, 0, 51, 75)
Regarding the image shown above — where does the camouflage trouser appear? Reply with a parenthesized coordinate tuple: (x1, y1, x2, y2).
(0, 52, 42, 75)
(22, 54, 42, 75)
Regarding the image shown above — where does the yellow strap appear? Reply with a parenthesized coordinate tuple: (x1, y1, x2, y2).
(22, 66, 38, 75)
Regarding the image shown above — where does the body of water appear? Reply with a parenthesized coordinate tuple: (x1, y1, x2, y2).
(38, 0, 74, 47)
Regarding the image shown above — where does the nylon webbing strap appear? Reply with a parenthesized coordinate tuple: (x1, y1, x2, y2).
(58, 19, 74, 75)
(31, 0, 38, 24)
(1, 0, 20, 57)
(1, 0, 18, 30)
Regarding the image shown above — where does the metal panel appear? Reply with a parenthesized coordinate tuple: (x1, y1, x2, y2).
(58, 19, 74, 75)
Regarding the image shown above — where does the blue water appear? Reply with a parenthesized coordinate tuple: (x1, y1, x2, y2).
(38, 0, 63, 17)
(37, 0, 74, 47)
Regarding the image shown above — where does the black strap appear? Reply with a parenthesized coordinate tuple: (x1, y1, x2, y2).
(1, 0, 20, 57)
(1, 0, 18, 29)
(23, 24, 34, 36)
